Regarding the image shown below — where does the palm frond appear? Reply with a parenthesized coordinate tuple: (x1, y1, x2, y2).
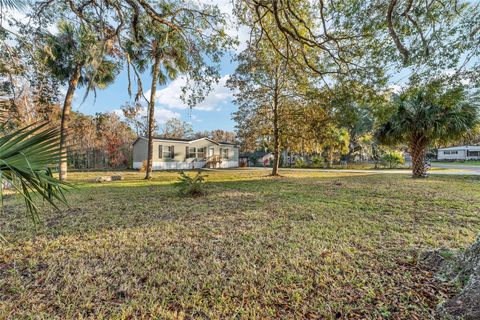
(376, 86, 479, 146)
(0, 0, 25, 10)
(0, 123, 70, 222)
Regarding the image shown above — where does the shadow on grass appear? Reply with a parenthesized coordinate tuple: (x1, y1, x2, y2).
(0, 173, 385, 241)
(2, 171, 479, 245)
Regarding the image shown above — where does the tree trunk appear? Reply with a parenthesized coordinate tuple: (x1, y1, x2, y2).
(145, 54, 161, 180)
(271, 108, 280, 175)
(372, 143, 380, 169)
(410, 136, 428, 178)
(271, 74, 280, 176)
(325, 149, 333, 168)
(59, 64, 82, 181)
(346, 132, 356, 163)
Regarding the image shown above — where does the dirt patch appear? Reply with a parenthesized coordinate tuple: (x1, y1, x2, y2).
(419, 236, 480, 320)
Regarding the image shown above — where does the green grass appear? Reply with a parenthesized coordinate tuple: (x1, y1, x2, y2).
(264, 162, 408, 170)
(433, 160, 480, 166)
(1, 169, 479, 319)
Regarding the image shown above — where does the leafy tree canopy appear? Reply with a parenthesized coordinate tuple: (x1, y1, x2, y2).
(235, 0, 480, 87)
(376, 82, 479, 177)
(377, 84, 479, 146)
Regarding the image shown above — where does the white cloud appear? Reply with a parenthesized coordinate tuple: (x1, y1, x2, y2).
(7, 9, 58, 34)
(113, 106, 180, 124)
(235, 26, 251, 52)
(146, 75, 232, 112)
(388, 84, 403, 94)
(154, 108, 181, 123)
(190, 114, 202, 122)
(195, 0, 250, 53)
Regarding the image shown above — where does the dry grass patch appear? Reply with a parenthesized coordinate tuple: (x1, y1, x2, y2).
(0, 169, 479, 319)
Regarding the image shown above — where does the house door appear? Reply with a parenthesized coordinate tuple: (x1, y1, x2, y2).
(208, 148, 214, 157)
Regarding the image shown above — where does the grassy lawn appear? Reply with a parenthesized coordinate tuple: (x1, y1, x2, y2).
(1, 169, 479, 319)
(257, 163, 410, 170)
(433, 161, 480, 166)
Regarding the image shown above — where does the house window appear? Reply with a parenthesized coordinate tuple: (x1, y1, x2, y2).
(159, 145, 174, 159)
(187, 147, 196, 158)
(444, 151, 458, 155)
(197, 147, 205, 159)
(164, 146, 173, 159)
(221, 148, 228, 159)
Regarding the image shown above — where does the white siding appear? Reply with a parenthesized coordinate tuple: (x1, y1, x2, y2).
(133, 160, 238, 170)
(219, 161, 239, 168)
(438, 150, 466, 160)
(132, 137, 239, 170)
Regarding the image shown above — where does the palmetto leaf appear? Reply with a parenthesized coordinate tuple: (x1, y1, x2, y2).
(0, 0, 25, 10)
(376, 86, 478, 146)
(0, 123, 69, 222)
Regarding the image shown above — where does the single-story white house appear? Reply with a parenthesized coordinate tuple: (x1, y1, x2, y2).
(132, 136, 239, 170)
(437, 145, 480, 161)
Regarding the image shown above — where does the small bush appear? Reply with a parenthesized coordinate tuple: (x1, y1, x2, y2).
(381, 151, 405, 169)
(175, 171, 207, 197)
(311, 156, 324, 168)
(294, 158, 307, 168)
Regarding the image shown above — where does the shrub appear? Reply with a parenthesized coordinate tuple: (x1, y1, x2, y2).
(294, 158, 307, 168)
(175, 170, 207, 197)
(381, 151, 405, 169)
(311, 156, 324, 167)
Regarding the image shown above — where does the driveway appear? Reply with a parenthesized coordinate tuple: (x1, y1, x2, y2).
(430, 163, 480, 172)
(233, 166, 480, 176)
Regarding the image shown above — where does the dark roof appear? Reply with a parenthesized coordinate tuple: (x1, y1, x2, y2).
(152, 136, 193, 142)
(132, 136, 238, 146)
(217, 141, 238, 145)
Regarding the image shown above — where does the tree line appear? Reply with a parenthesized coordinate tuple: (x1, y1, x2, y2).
(1, 0, 235, 181)
(0, 0, 229, 219)
(229, 0, 479, 177)
(2, 0, 479, 180)
(0, 0, 479, 217)
(120, 103, 237, 143)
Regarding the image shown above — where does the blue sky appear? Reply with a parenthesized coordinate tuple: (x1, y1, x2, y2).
(71, 1, 245, 133)
(11, 1, 478, 135)
(73, 52, 240, 132)
(8, 1, 244, 133)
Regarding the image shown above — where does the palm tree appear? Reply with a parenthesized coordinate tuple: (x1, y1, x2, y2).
(376, 85, 478, 178)
(0, 0, 24, 10)
(0, 121, 69, 222)
(323, 127, 350, 168)
(127, 21, 188, 179)
(0, 1, 67, 223)
(40, 21, 119, 181)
